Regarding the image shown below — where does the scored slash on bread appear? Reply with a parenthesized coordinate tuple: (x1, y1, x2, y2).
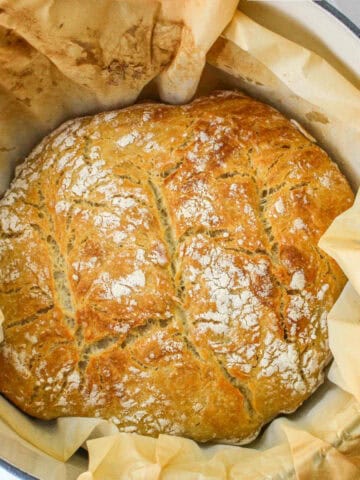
(0, 91, 354, 444)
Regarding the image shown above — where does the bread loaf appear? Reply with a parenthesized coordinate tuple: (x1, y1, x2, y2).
(0, 91, 354, 444)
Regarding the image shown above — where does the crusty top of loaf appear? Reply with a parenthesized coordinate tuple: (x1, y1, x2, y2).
(0, 91, 354, 444)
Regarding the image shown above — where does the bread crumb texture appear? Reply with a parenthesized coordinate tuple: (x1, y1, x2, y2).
(0, 91, 354, 444)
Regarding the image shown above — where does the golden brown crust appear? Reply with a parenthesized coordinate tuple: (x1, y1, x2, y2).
(0, 91, 354, 443)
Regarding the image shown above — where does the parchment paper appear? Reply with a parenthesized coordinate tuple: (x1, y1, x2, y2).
(0, 1, 359, 479)
(0, 0, 238, 194)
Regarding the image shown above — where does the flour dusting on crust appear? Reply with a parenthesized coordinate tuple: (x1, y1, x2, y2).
(0, 91, 353, 445)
